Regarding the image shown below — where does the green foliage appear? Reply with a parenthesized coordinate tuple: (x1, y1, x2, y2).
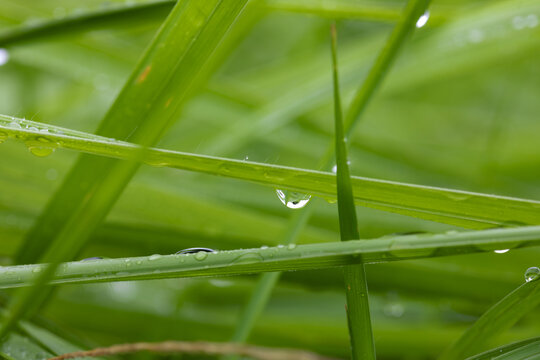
(0, 0, 539, 359)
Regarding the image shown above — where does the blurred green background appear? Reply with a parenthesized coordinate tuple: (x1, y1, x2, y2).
(0, 0, 539, 358)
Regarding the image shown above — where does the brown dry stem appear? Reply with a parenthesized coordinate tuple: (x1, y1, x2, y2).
(48, 341, 341, 360)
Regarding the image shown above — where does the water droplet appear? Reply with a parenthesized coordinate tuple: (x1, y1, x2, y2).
(494, 249, 510, 254)
(176, 247, 215, 255)
(136, 260, 142, 265)
(194, 251, 208, 261)
(0, 48, 9, 66)
(416, 10, 430, 28)
(0, 131, 7, 144)
(244, 155, 249, 161)
(260, 245, 269, 249)
(276, 189, 311, 209)
(331, 165, 337, 173)
(526, 14, 539, 28)
(468, 29, 484, 43)
(512, 15, 527, 30)
(46, 168, 58, 181)
(25, 137, 58, 157)
(525, 267, 540, 282)
(32, 267, 42, 273)
(384, 303, 405, 318)
(81, 257, 103, 261)
(148, 254, 162, 261)
(231, 252, 264, 265)
(287, 244, 296, 250)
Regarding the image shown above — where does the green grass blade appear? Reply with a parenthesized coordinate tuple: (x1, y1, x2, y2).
(1, 0, 248, 339)
(343, 0, 431, 134)
(3, 115, 539, 230)
(466, 338, 540, 360)
(0, 226, 539, 289)
(331, 22, 374, 360)
(0, 1, 175, 47)
(440, 274, 540, 360)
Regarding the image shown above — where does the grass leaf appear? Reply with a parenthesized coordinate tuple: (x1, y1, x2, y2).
(0, 226, 539, 289)
(439, 272, 540, 360)
(331, 21, 374, 360)
(2, 115, 539, 231)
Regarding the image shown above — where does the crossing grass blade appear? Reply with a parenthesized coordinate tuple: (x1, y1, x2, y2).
(0, 0, 249, 340)
(331, 22, 375, 360)
(440, 275, 540, 360)
(0, 226, 539, 289)
(2, 115, 539, 231)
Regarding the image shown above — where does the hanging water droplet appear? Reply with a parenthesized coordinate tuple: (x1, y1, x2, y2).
(148, 254, 162, 261)
(524, 267, 540, 282)
(0, 48, 9, 66)
(331, 165, 337, 173)
(275, 189, 311, 209)
(25, 136, 58, 157)
(494, 249, 510, 254)
(416, 10, 430, 28)
(0, 131, 7, 144)
(194, 251, 208, 261)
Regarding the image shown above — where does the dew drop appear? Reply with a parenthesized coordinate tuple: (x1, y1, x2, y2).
(194, 251, 208, 261)
(148, 254, 162, 261)
(416, 10, 430, 28)
(525, 267, 540, 282)
(81, 257, 103, 261)
(32, 267, 42, 273)
(176, 247, 215, 255)
(287, 244, 297, 250)
(276, 189, 311, 209)
(25, 137, 58, 157)
(494, 249, 510, 254)
(331, 165, 337, 173)
(0, 48, 9, 66)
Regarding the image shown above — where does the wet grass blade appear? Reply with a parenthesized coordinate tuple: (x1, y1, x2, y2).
(3, 115, 539, 230)
(331, 22, 375, 360)
(0, 1, 175, 47)
(0, 0, 248, 339)
(0, 226, 539, 289)
(440, 274, 540, 360)
(466, 337, 540, 360)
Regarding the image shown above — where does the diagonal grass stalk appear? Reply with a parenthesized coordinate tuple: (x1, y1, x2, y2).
(439, 271, 540, 360)
(466, 337, 540, 360)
